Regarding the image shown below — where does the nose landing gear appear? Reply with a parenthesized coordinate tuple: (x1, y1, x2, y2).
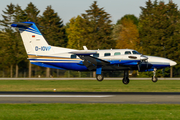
(152, 68, 158, 82)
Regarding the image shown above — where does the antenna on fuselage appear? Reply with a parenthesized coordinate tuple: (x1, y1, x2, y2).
(83, 46, 88, 50)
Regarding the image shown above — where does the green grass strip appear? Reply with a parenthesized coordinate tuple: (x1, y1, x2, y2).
(0, 104, 180, 120)
(0, 80, 180, 92)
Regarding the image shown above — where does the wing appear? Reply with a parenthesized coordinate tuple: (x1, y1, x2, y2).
(70, 50, 109, 70)
(78, 55, 110, 70)
(79, 55, 109, 65)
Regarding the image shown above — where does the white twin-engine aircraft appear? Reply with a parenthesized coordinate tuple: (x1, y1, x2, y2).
(11, 22, 177, 84)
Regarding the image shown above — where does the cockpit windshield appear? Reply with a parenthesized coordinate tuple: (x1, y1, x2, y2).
(132, 51, 141, 55)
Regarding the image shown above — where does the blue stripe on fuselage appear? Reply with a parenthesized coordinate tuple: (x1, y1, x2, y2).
(31, 62, 67, 70)
(29, 58, 81, 62)
(30, 59, 170, 71)
(34, 62, 88, 71)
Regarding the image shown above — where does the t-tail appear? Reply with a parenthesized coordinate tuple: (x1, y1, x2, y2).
(11, 21, 75, 57)
(11, 21, 55, 56)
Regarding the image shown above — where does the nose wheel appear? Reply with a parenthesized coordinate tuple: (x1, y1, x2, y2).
(152, 68, 158, 82)
(152, 76, 158, 82)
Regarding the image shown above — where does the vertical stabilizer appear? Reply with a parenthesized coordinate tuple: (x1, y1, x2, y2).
(11, 22, 54, 56)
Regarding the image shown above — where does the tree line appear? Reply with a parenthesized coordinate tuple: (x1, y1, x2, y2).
(0, 0, 180, 78)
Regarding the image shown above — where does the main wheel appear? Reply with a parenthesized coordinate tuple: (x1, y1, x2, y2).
(122, 77, 129, 84)
(96, 74, 104, 82)
(152, 76, 158, 82)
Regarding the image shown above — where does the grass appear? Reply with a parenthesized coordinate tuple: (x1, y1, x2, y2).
(0, 104, 180, 120)
(0, 80, 180, 92)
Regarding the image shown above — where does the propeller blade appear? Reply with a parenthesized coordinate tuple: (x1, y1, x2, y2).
(140, 55, 148, 60)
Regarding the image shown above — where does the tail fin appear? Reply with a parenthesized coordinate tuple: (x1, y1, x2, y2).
(11, 21, 54, 56)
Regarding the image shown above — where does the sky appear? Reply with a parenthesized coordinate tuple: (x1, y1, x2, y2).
(0, 0, 180, 24)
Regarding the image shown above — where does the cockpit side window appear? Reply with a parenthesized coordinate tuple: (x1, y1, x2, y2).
(132, 51, 141, 55)
(125, 51, 131, 54)
(114, 52, 121, 55)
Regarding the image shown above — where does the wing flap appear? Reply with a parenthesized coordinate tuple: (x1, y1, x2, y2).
(78, 55, 110, 70)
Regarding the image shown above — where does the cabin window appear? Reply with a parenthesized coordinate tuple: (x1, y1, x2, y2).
(125, 51, 131, 54)
(132, 51, 141, 55)
(114, 52, 121, 56)
(104, 53, 111, 56)
(93, 53, 99, 58)
(71, 54, 76, 59)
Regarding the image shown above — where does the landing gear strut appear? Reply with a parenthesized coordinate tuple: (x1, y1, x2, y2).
(122, 70, 129, 84)
(95, 66, 104, 82)
(152, 68, 158, 82)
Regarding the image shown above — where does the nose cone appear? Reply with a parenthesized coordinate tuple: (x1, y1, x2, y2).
(170, 61, 177, 66)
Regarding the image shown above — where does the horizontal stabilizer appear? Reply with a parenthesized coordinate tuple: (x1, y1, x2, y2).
(11, 22, 33, 28)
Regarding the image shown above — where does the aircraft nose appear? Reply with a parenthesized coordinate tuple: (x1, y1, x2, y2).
(170, 60, 177, 66)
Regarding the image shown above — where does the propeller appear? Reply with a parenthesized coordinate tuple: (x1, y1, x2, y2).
(138, 55, 148, 71)
(128, 54, 149, 72)
(140, 55, 148, 60)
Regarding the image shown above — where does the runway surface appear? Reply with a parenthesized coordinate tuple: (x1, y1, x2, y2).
(0, 92, 180, 104)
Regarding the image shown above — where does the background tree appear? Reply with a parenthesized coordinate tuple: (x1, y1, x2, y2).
(39, 5, 66, 47)
(116, 14, 139, 26)
(14, 5, 27, 22)
(24, 2, 40, 23)
(81, 1, 114, 49)
(115, 18, 140, 51)
(0, 3, 17, 77)
(0, 2, 40, 77)
(66, 15, 87, 49)
(112, 14, 141, 51)
(139, 0, 180, 57)
(111, 24, 123, 41)
(0, 31, 11, 77)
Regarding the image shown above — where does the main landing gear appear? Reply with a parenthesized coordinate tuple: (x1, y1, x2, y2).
(96, 70, 130, 84)
(96, 66, 104, 82)
(95, 66, 130, 84)
(122, 70, 129, 84)
(96, 74, 104, 81)
(152, 68, 158, 82)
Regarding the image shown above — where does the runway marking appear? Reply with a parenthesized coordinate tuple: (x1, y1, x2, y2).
(0, 95, 113, 98)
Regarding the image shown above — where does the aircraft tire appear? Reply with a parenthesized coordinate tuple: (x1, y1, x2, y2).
(122, 77, 129, 84)
(96, 74, 104, 82)
(152, 76, 158, 82)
